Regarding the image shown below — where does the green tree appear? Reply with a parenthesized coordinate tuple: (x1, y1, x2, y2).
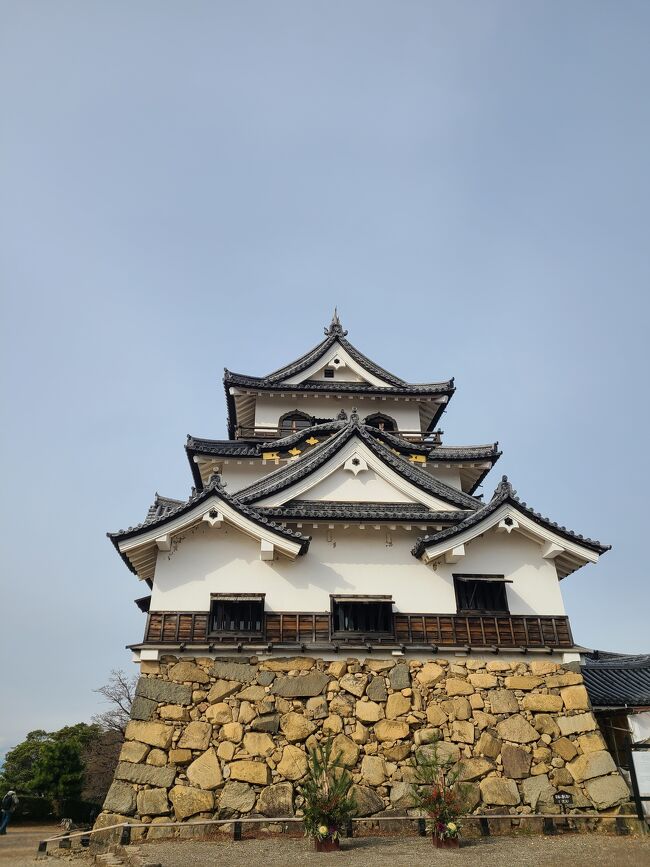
(0, 730, 49, 793)
(31, 738, 84, 815)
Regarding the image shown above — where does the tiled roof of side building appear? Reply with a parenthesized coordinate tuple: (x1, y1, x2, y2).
(256, 501, 473, 522)
(109, 474, 311, 561)
(234, 419, 483, 510)
(412, 475, 611, 558)
(582, 653, 650, 708)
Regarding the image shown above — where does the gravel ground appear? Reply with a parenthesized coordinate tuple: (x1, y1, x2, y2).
(140, 834, 650, 867)
(0, 824, 61, 866)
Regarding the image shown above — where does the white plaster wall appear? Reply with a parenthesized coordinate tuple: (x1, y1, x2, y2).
(300, 467, 418, 503)
(253, 396, 423, 433)
(432, 529, 567, 616)
(150, 522, 565, 617)
(220, 461, 280, 493)
(424, 466, 462, 491)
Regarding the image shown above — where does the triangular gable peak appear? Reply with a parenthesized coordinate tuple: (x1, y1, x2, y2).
(109, 476, 310, 581)
(235, 422, 481, 512)
(264, 310, 408, 388)
(412, 476, 610, 578)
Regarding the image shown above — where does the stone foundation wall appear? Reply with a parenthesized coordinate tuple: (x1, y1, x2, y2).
(98, 655, 631, 832)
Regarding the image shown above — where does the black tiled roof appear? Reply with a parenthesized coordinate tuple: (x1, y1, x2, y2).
(224, 371, 453, 395)
(256, 501, 473, 523)
(412, 475, 611, 558)
(234, 420, 482, 511)
(583, 654, 650, 708)
(145, 494, 185, 524)
(108, 474, 311, 570)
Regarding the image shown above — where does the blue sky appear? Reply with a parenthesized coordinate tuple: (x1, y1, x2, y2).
(1, 1, 649, 757)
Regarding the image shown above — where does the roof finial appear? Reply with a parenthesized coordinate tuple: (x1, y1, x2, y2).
(324, 307, 348, 337)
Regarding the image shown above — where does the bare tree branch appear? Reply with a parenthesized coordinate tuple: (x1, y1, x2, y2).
(92, 669, 137, 736)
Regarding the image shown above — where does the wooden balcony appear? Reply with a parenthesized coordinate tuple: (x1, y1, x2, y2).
(142, 611, 574, 651)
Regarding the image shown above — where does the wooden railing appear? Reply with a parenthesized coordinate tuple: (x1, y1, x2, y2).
(143, 611, 574, 650)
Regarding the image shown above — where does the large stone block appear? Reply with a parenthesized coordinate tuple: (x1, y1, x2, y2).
(557, 713, 597, 736)
(178, 721, 212, 750)
(546, 672, 583, 688)
(273, 672, 330, 698)
(504, 676, 543, 690)
(229, 760, 270, 785)
(207, 680, 241, 703)
(415, 663, 444, 687)
(445, 678, 474, 696)
(496, 715, 540, 744)
(577, 732, 606, 754)
(332, 734, 360, 768)
(551, 737, 578, 761)
(567, 750, 616, 783)
(488, 689, 519, 714)
(277, 745, 308, 780)
(451, 720, 475, 744)
(355, 700, 383, 723)
(243, 732, 275, 757)
(250, 713, 281, 734)
(479, 777, 520, 806)
(350, 785, 384, 816)
(585, 774, 630, 810)
(339, 673, 369, 697)
(261, 657, 315, 672)
(361, 755, 387, 786)
(130, 695, 157, 721)
(169, 785, 214, 820)
(212, 661, 258, 683)
(136, 788, 169, 816)
(257, 782, 294, 817)
(560, 685, 590, 711)
(476, 731, 501, 759)
(187, 748, 223, 790)
(125, 720, 173, 750)
(390, 781, 417, 809)
(468, 672, 498, 689)
(501, 744, 531, 779)
(136, 676, 192, 706)
(521, 775, 556, 809)
(366, 677, 388, 702)
(119, 741, 150, 764)
(426, 704, 448, 727)
(457, 758, 494, 781)
(385, 693, 411, 719)
(375, 719, 409, 742)
(389, 664, 411, 690)
(115, 761, 176, 788)
(103, 781, 136, 815)
(205, 703, 233, 724)
(169, 661, 210, 684)
(522, 694, 563, 713)
(280, 712, 315, 742)
(218, 781, 256, 815)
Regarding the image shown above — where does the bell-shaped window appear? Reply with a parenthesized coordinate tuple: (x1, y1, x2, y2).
(364, 413, 397, 432)
(278, 410, 313, 435)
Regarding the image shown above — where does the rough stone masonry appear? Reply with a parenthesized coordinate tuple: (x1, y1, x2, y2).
(97, 656, 631, 835)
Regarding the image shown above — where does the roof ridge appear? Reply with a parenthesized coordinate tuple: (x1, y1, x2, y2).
(412, 475, 611, 558)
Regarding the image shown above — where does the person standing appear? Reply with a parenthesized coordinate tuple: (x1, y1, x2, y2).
(0, 790, 19, 834)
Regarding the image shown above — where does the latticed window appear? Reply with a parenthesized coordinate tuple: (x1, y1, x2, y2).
(210, 594, 264, 634)
(331, 595, 394, 636)
(278, 411, 312, 434)
(453, 575, 510, 614)
(364, 413, 397, 432)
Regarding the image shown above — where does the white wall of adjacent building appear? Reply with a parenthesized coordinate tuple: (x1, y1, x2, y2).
(150, 521, 565, 616)
(253, 395, 424, 433)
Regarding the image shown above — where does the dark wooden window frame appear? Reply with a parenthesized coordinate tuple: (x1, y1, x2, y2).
(453, 574, 511, 616)
(363, 412, 397, 432)
(323, 367, 335, 378)
(330, 594, 395, 639)
(278, 410, 313, 435)
(209, 593, 265, 637)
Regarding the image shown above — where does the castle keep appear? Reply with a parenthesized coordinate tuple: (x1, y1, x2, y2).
(100, 313, 629, 828)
